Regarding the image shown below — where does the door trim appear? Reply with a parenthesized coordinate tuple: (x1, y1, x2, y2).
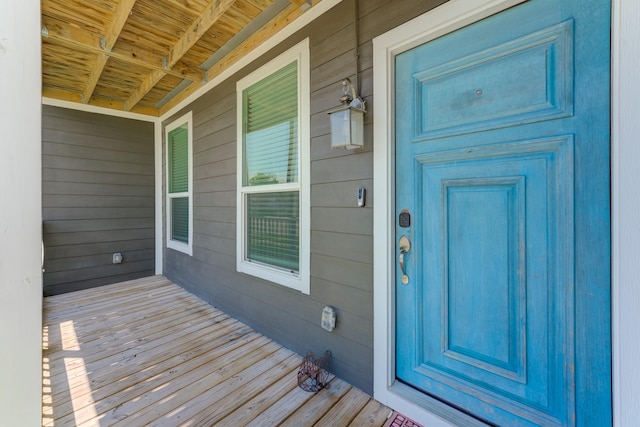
(610, 0, 640, 425)
(372, 0, 594, 425)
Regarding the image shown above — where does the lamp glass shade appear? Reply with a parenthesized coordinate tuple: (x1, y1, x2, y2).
(329, 106, 364, 149)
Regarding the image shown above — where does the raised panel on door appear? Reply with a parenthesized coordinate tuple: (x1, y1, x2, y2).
(394, 0, 610, 425)
(397, 138, 575, 425)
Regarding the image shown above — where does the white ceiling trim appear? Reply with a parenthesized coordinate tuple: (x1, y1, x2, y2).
(42, 96, 158, 122)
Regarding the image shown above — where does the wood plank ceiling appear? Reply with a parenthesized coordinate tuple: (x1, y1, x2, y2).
(41, 0, 316, 117)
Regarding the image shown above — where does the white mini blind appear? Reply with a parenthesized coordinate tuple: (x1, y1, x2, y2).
(241, 60, 300, 273)
(171, 197, 188, 243)
(243, 61, 298, 186)
(168, 124, 189, 244)
(169, 126, 188, 193)
(246, 192, 299, 271)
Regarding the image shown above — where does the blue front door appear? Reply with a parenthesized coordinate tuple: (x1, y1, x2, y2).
(395, 0, 611, 425)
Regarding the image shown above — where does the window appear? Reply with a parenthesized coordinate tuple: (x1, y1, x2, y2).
(166, 112, 193, 255)
(236, 39, 310, 293)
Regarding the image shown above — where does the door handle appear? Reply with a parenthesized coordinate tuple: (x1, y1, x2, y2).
(399, 235, 411, 285)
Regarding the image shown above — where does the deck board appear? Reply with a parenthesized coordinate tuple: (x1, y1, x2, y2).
(43, 276, 393, 426)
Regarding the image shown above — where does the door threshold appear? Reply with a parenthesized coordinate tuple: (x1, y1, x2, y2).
(389, 381, 489, 427)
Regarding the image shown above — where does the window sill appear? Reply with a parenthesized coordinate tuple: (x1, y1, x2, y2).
(167, 240, 192, 256)
(238, 259, 308, 294)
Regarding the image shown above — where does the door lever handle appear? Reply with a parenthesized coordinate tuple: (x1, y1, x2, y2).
(399, 235, 411, 285)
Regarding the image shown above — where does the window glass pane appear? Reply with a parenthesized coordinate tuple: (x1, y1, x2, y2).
(247, 192, 299, 272)
(171, 197, 189, 243)
(169, 125, 188, 193)
(243, 61, 298, 186)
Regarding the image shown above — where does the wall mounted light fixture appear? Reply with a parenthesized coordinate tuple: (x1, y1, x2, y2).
(327, 78, 366, 150)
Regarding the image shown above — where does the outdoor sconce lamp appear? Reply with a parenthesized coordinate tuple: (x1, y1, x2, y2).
(327, 78, 366, 150)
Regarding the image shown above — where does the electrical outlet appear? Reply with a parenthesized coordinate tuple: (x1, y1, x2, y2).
(321, 306, 336, 332)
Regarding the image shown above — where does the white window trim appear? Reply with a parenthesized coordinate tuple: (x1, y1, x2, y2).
(165, 111, 194, 256)
(236, 38, 310, 294)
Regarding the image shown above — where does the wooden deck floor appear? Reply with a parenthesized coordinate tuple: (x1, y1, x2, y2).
(42, 276, 392, 427)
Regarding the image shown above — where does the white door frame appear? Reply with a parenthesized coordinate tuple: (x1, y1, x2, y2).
(372, 0, 639, 424)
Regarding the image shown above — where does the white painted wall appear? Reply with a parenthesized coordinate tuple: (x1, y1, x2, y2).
(0, 0, 43, 424)
(611, 0, 640, 424)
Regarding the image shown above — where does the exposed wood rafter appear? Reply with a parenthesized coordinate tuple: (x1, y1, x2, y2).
(124, 0, 238, 111)
(42, 16, 206, 84)
(41, 0, 321, 115)
(159, 0, 312, 115)
(42, 86, 160, 116)
(82, 0, 137, 103)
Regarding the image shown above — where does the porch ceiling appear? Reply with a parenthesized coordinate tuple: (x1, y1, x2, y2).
(41, 0, 316, 117)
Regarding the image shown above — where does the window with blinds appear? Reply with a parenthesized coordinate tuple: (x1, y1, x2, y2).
(166, 112, 193, 255)
(242, 61, 300, 272)
(243, 61, 299, 187)
(236, 39, 310, 293)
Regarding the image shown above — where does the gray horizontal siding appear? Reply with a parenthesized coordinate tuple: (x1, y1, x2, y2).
(162, 0, 444, 394)
(42, 105, 155, 296)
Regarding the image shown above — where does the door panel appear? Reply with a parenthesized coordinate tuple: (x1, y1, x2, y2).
(395, 0, 610, 425)
(414, 20, 573, 140)
(409, 138, 574, 421)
